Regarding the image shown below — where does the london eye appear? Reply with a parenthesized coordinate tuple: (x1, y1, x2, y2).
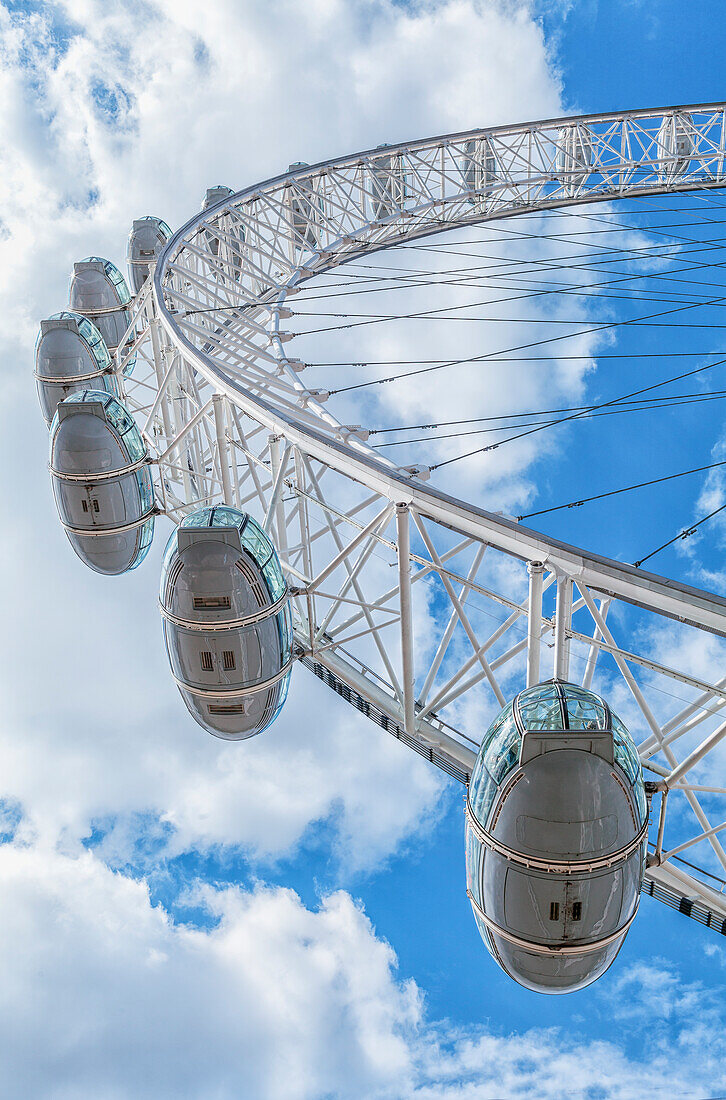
(36, 103, 726, 993)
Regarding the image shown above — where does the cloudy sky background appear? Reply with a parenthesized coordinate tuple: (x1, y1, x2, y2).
(2, 0, 726, 1096)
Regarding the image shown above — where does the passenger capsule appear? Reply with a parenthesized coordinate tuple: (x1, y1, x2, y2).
(368, 144, 407, 220)
(555, 125, 593, 193)
(286, 163, 320, 249)
(460, 137, 497, 206)
(127, 216, 172, 294)
(202, 184, 234, 212)
(466, 681, 647, 994)
(657, 113, 693, 181)
(68, 257, 136, 374)
(159, 506, 293, 740)
(35, 311, 118, 426)
(49, 390, 155, 575)
(201, 186, 244, 275)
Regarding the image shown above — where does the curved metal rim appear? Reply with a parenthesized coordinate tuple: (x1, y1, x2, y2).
(49, 455, 150, 482)
(152, 104, 726, 638)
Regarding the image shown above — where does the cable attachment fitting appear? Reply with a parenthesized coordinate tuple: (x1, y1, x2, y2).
(338, 425, 370, 442)
(298, 389, 330, 407)
(399, 464, 431, 482)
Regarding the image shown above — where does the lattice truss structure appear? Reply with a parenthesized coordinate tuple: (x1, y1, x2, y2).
(115, 104, 726, 930)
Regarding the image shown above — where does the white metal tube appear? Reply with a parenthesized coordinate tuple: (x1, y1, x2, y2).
(397, 503, 416, 734)
(554, 575, 572, 680)
(582, 597, 610, 690)
(527, 561, 544, 687)
(666, 717, 726, 786)
(212, 394, 234, 506)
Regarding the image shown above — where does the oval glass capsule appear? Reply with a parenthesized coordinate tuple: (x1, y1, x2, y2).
(49, 390, 155, 575)
(200, 186, 243, 276)
(127, 216, 172, 294)
(159, 506, 293, 741)
(68, 257, 136, 374)
(466, 680, 647, 994)
(368, 145, 407, 221)
(35, 311, 118, 426)
(657, 112, 694, 181)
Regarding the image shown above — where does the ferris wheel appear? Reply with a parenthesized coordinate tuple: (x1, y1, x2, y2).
(37, 103, 726, 994)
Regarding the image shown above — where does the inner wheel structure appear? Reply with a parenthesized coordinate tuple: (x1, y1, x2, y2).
(110, 104, 726, 935)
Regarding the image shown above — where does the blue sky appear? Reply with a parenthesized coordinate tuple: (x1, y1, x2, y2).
(2, 1, 726, 1097)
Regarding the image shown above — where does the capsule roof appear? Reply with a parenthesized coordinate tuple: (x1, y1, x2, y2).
(69, 257, 132, 311)
(469, 680, 643, 819)
(179, 505, 280, 569)
(51, 388, 147, 461)
(36, 311, 111, 376)
(202, 185, 234, 210)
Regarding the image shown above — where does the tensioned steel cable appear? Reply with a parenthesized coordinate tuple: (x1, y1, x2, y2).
(428, 354, 726, 471)
(371, 394, 726, 449)
(295, 243, 726, 335)
(328, 286, 726, 398)
(369, 390, 726, 435)
(514, 457, 726, 521)
(307, 353, 726, 367)
(634, 501, 726, 569)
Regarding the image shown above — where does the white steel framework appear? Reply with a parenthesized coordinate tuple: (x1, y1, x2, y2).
(111, 104, 726, 930)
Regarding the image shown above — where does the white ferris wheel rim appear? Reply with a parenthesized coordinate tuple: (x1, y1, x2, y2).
(151, 101, 726, 638)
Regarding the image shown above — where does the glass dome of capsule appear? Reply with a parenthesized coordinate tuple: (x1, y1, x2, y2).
(68, 257, 136, 374)
(35, 310, 118, 425)
(468, 680, 647, 830)
(50, 389, 154, 574)
(167, 505, 287, 602)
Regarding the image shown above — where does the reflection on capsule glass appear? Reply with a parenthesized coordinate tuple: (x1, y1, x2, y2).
(35, 311, 118, 426)
(49, 390, 154, 575)
(159, 505, 293, 741)
(127, 216, 172, 294)
(68, 257, 136, 374)
(466, 680, 647, 994)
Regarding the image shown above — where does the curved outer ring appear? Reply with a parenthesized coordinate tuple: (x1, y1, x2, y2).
(152, 103, 726, 639)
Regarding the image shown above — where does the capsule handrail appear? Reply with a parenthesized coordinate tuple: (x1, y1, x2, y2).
(168, 660, 294, 699)
(465, 798, 649, 874)
(58, 509, 157, 538)
(466, 889, 639, 956)
(49, 455, 152, 482)
(159, 587, 289, 631)
(35, 365, 113, 384)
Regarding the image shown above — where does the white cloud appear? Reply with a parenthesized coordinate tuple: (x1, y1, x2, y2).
(0, 0, 572, 866)
(0, 841, 724, 1100)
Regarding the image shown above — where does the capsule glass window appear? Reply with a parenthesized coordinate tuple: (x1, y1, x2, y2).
(240, 516, 274, 568)
(516, 683, 563, 730)
(562, 685, 608, 731)
(484, 711, 521, 785)
(83, 257, 132, 306)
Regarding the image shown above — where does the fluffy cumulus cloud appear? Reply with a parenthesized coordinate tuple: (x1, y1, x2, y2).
(0, 0, 571, 874)
(0, 841, 724, 1100)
